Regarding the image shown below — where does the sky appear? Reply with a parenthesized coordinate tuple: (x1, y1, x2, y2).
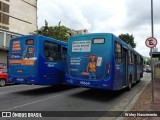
(37, 0, 160, 57)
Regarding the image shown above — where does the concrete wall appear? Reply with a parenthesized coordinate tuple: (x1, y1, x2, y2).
(0, 0, 37, 34)
(0, 50, 7, 64)
(0, 29, 22, 48)
(0, 0, 37, 66)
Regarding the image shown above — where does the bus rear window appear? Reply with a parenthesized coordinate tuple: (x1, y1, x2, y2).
(26, 39, 34, 45)
(93, 38, 105, 44)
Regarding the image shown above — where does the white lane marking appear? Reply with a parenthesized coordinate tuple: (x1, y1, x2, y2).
(2, 88, 86, 111)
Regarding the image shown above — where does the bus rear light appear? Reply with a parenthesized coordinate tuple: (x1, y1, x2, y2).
(17, 70, 23, 73)
(107, 63, 111, 74)
(103, 84, 110, 87)
(107, 69, 110, 74)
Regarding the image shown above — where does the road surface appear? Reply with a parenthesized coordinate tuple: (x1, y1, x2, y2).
(0, 73, 151, 120)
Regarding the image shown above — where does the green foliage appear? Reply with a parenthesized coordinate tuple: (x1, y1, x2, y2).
(143, 56, 151, 65)
(146, 59, 151, 65)
(118, 33, 136, 48)
(35, 20, 70, 42)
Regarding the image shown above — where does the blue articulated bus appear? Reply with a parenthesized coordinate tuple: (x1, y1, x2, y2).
(66, 33, 143, 90)
(8, 35, 67, 85)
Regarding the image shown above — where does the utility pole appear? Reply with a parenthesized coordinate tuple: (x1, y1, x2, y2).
(151, 0, 154, 102)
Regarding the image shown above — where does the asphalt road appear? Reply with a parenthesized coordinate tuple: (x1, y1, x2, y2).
(0, 73, 151, 120)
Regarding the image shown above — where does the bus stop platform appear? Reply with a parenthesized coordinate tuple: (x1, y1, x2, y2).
(139, 79, 160, 120)
(123, 77, 160, 120)
(147, 79, 160, 120)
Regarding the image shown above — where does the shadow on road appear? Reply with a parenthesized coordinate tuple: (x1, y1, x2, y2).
(69, 88, 126, 102)
(11, 81, 142, 102)
(12, 85, 77, 96)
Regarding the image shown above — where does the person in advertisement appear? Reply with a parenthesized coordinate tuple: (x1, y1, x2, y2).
(23, 46, 35, 59)
(87, 54, 97, 79)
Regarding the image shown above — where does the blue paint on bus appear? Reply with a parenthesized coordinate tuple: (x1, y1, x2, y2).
(66, 33, 143, 90)
(8, 35, 67, 85)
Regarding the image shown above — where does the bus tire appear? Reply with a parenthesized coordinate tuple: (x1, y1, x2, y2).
(0, 79, 6, 87)
(137, 79, 140, 83)
(127, 76, 132, 91)
(136, 74, 141, 83)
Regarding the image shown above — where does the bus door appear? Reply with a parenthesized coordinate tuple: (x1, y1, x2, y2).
(134, 54, 137, 81)
(43, 41, 64, 83)
(122, 47, 128, 86)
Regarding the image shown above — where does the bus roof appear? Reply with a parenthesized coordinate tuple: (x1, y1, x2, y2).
(11, 34, 67, 46)
(69, 33, 112, 38)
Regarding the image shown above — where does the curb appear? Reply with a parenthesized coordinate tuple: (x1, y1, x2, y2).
(116, 80, 151, 120)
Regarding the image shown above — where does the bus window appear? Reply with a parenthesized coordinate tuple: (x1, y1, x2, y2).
(44, 41, 61, 61)
(137, 56, 141, 64)
(140, 57, 143, 65)
(93, 38, 105, 44)
(62, 47, 67, 62)
(131, 52, 134, 64)
(115, 42, 122, 64)
(122, 47, 127, 63)
(44, 42, 49, 58)
(129, 50, 131, 63)
(26, 39, 34, 45)
(128, 50, 134, 64)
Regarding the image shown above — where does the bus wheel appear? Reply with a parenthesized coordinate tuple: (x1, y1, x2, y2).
(127, 76, 132, 91)
(137, 79, 140, 83)
(0, 79, 6, 87)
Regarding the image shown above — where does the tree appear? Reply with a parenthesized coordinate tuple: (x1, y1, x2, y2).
(118, 33, 136, 48)
(146, 58, 151, 65)
(143, 56, 151, 65)
(34, 20, 70, 42)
